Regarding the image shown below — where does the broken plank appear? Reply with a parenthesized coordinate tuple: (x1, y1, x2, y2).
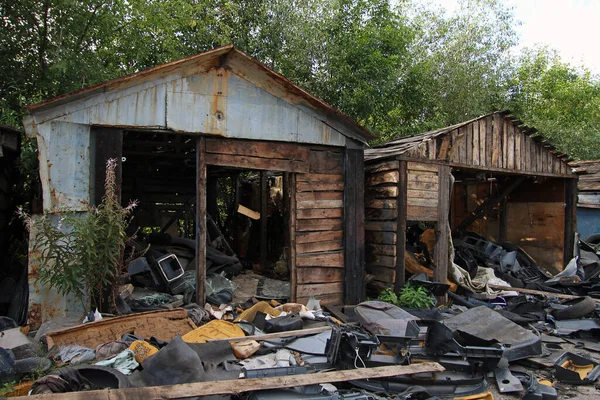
(366, 253, 396, 267)
(366, 243, 396, 256)
(365, 221, 397, 232)
(366, 185, 399, 198)
(365, 160, 399, 173)
(296, 251, 344, 267)
(366, 231, 396, 245)
(205, 138, 309, 161)
(296, 267, 343, 284)
(205, 153, 309, 173)
(296, 191, 342, 201)
(296, 218, 343, 232)
(297, 208, 343, 219)
(296, 181, 344, 192)
(297, 293, 343, 306)
(365, 208, 398, 220)
(367, 170, 399, 186)
(296, 173, 343, 183)
(365, 198, 397, 209)
(296, 230, 343, 244)
(297, 240, 343, 253)
(297, 199, 344, 209)
(296, 282, 343, 298)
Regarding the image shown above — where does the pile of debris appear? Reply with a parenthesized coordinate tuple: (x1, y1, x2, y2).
(1, 278, 599, 399)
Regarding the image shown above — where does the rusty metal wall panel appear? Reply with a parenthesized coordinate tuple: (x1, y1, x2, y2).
(27, 214, 87, 328)
(37, 121, 91, 211)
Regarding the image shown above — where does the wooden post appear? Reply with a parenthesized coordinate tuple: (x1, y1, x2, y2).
(196, 137, 207, 305)
(288, 173, 297, 302)
(435, 165, 450, 297)
(91, 127, 123, 206)
(564, 178, 578, 264)
(394, 160, 408, 291)
(260, 171, 268, 269)
(344, 147, 365, 304)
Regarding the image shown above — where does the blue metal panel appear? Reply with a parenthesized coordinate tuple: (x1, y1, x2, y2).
(577, 207, 600, 239)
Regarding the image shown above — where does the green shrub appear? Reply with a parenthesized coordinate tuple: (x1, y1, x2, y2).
(377, 284, 435, 309)
(21, 159, 137, 312)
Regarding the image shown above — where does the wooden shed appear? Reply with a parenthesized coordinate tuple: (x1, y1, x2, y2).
(23, 45, 374, 323)
(364, 111, 577, 292)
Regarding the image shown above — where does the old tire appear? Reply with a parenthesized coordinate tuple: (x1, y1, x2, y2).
(584, 234, 600, 245)
(552, 296, 596, 320)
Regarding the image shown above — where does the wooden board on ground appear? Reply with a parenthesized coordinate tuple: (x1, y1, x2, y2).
(16, 363, 445, 400)
(45, 309, 196, 349)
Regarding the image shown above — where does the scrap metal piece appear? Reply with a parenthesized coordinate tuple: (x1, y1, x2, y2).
(494, 368, 524, 393)
(444, 306, 542, 361)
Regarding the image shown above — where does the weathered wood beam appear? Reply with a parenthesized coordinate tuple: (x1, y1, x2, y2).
(454, 176, 527, 232)
(196, 137, 207, 305)
(17, 363, 445, 400)
(394, 161, 408, 291)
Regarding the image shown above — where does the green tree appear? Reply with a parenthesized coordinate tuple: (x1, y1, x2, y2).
(508, 47, 600, 160)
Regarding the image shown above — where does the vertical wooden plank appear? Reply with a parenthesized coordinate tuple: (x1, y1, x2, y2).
(288, 173, 297, 302)
(196, 137, 207, 305)
(434, 165, 450, 303)
(514, 127, 521, 170)
(501, 120, 508, 169)
(564, 178, 577, 267)
(394, 161, 408, 291)
(528, 136, 535, 172)
(260, 171, 268, 270)
(506, 121, 515, 169)
(536, 142, 542, 173)
(459, 126, 467, 164)
(466, 123, 473, 164)
(492, 114, 502, 168)
(485, 116, 493, 167)
(472, 122, 480, 166)
(344, 148, 365, 304)
(92, 127, 123, 206)
(479, 119, 486, 167)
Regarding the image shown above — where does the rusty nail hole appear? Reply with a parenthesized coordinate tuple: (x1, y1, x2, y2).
(216, 111, 223, 120)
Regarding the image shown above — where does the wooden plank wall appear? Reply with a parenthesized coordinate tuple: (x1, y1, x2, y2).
(364, 160, 439, 286)
(505, 202, 565, 274)
(295, 148, 345, 305)
(405, 115, 573, 177)
(204, 138, 345, 305)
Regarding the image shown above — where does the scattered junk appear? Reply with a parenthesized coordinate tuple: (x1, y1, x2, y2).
(5, 47, 600, 399)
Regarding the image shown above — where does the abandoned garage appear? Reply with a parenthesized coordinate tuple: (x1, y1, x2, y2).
(23, 45, 375, 324)
(364, 111, 577, 294)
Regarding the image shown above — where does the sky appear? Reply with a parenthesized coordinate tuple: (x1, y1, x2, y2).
(434, 0, 600, 73)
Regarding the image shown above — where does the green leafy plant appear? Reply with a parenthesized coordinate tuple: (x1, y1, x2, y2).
(378, 288, 399, 305)
(398, 284, 435, 309)
(378, 284, 435, 309)
(20, 159, 137, 312)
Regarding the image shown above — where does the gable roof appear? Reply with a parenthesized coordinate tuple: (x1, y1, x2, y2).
(365, 111, 575, 177)
(26, 45, 376, 143)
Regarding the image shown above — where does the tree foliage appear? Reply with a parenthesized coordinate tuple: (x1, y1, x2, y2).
(1, 0, 599, 159)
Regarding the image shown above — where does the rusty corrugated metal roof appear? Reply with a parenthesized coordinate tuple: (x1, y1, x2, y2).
(26, 45, 377, 142)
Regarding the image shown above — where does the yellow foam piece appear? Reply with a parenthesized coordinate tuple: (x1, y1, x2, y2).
(129, 340, 159, 363)
(182, 320, 245, 343)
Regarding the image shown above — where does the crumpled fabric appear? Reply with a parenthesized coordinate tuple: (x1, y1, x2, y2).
(95, 341, 128, 361)
(30, 368, 94, 394)
(57, 345, 95, 365)
(239, 349, 296, 370)
(94, 349, 139, 375)
(450, 263, 518, 299)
